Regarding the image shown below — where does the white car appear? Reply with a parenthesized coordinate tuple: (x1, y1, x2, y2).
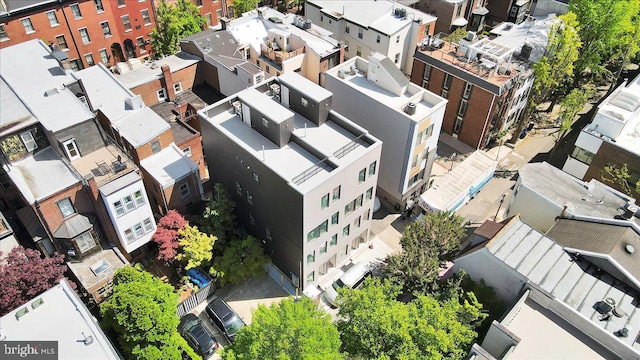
(323, 262, 371, 307)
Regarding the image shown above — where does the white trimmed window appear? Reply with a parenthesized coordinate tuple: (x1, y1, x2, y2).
(124, 229, 135, 243)
(79, 28, 90, 44)
(143, 218, 154, 232)
(57, 198, 75, 217)
(0, 24, 8, 41)
(46, 11, 59, 26)
(99, 49, 109, 65)
(173, 82, 183, 94)
(75, 232, 96, 252)
(94, 0, 104, 12)
(84, 53, 95, 66)
(70, 4, 82, 19)
(101, 21, 111, 37)
(136, 36, 146, 53)
(179, 182, 190, 198)
(134, 223, 144, 237)
(141, 9, 151, 25)
(157, 89, 166, 102)
(114, 200, 125, 216)
(20, 131, 37, 151)
(21, 18, 34, 33)
(182, 147, 192, 156)
(123, 195, 135, 211)
(133, 190, 145, 206)
(121, 15, 131, 31)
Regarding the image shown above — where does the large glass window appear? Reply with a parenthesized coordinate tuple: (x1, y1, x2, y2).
(571, 147, 595, 165)
(75, 232, 96, 252)
(307, 220, 328, 242)
(57, 198, 75, 218)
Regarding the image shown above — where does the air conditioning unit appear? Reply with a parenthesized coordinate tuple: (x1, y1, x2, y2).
(466, 31, 477, 42)
(270, 83, 280, 96)
(621, 204, 638, 220)
(232, 101, 242, 115)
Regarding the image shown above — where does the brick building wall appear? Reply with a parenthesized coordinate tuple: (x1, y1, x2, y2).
(583, 142, 640, 200)
(131, 128, 175, 164)
(130, 63, 198, 106)
(36, 183, 95, 234)
(176, 131, 207, 180)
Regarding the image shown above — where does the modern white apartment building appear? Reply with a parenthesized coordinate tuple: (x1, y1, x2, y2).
(325, 53, 447, 210)
(199, 72, 382, 292)
(305, 0, 437, 76)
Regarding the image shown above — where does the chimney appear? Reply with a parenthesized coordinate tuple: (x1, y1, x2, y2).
(161, 65, 175, 101)
(220, 17, 229, 31)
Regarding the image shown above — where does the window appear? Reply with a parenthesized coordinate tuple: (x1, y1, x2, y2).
(356, 46, 362, 57)
(141, 9, 152, 25)
(358, 28, 363, 39)
(395, 53, 400, 64)
(122, 15, 131, 31)
(236, 182, 242, 195)
(125, 229, 135, 243)
(330, 234, 338, 246)
(463, 82, 473, 99)
(265, 65, 270, 73)
(456, 4, 463, 17)
(21, 18, 34, 33)
(396, 35, 400, 43)
(79, 28, 90, 44)
(355, 194, 363, 209)
(123, 195, 135, 211)
(99, 49, 109, 64)
(364, 209, 371, 221)
(57, 198, 75, 217)
(320, 242, 327, 254)
(46, 11, 59, 26)
(157, 89, 166, 101)
(70, 4, 82, 19)
(143, 218, 154, 232)
(570, 147, 595, 165)
(133, 190, 145, 207)
(20, 131, 37, 151)
(94, 0, 104, 12)
(417, 125, 433, 144)
(457, 99, 468, 117)
(307, 271, 314, 284)
(101, 21, 111, 37)
(134, 223, 144, 237)
(376, 35, 380, 43)
(441, 89, 448, 99)
(205, 13, 212, 26)
(366, 187, 373, 201)
(321, 194, 329, 210)
(354, 216, 361, 228)
(180, 182, 190, 198)
(69, 59, 83, 71)
(345, 201, 354, 216)
(332, 186, 341, 200)
(358, 168, 366, 183)
(423, 64, 432, 80)
(247, 191, 253, 205)
(331, 212, 339, 226)
(253, 172, 260, 183)
(151, 140, 161, 154)
(443, 73, 452, 90)
(15, 307, 29, 320)
(343, 224, 350, 237)
(262, 118, 269, 128)
(113, 200, 125, 216)
(369, 161, 376, 176)
(453, 116, 464, 134)
(196, 0, 203, 6)
(84, 53, 94, 66)
(345, 25, 350, 33)
(0, 24, 8, 40)
(173, 82, 183, 94)
(117, 0, 125, 6)
(307, 251, 315, 264)
(307, 220, 328, 242)
(136, 36, 146, 52)
(301, 97, 309, 108)
(75, 232, 96, 252)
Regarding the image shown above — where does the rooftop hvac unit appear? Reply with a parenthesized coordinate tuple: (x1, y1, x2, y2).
(303, 19, 312, 29)
(232, 101, 242, 115)
(270, 83, 281, 96)
(621, 204, 638, 220)
(405, 102, 416, 115)
(466, 31, 477, 42)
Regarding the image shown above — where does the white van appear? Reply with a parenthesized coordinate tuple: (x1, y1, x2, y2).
(323, 262, 371, 307)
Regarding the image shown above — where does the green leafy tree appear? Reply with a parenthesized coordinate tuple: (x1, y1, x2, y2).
(570, 0, 640, 83)
(223, 297, 343, 360)
(230, 0, 260, 18)
(100, 267, 200, 360)
(210, 235, 270, 286)
(384, 211, 466, 295)
(510, 12, 581, 143)
(551, 87, 594, 153)
(601, 163, 640, 197)
(444, 28, 469, 44)
(176, 225, 216, 270)
(151, 0, 207, 57)
(337, 278, 485, 360)
(200, 183, 236, 248)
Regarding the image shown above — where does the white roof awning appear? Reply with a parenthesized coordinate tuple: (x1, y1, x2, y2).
(452, 17, 468, 27)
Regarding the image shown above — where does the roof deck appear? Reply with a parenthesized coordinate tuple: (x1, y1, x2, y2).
(70, 144, 136, 188)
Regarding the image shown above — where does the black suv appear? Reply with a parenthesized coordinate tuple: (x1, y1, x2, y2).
(205, 298, 245, 342)
(178, 313, 219, 356)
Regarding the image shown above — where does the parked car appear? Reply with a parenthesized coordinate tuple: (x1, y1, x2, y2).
(323, 262, 371, 307)
(178, 313, 218, 356)
(206, 298, 245, 343)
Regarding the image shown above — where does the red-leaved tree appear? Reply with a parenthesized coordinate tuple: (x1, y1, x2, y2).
(152, 210, 188, 262)
(0, 246, 68, 316)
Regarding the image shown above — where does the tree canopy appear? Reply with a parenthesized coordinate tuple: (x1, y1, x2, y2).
(223, 297, 343, 360)
(151, 0, 207, 57)
(337, 278, 485, 360)
(199, 183, 236, 248)
(384, 211, 466, 295)
(0, 246, 68, 316)
(601, 163, 640, 197)
(230, 0, 260, 18)
(100, 266, 200, 360)
(176, 225, 216, 270)
(152, 210, 188, 262)
(210, 235, 270, 286)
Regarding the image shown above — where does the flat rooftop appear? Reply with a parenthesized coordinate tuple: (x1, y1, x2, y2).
(518, 162, 638, 227)
(140, 143, 199, 188)
(325, 57, 446, 122)
(0, 40, 94, 132)
(67, 247, 128, 294)
(111, 107, 170, 148)
(1, 279, 120, 359)
(486, 218, 640, 353)
(70, 144, 137, 188)
(75, 64, 137, 119)
(501, 295, 616, 359)
(115, 52, 200, 89)
(201, 84, 379, 194)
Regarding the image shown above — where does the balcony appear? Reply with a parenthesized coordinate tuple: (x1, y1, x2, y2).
(70, 144, 136, 187)
(260, 43, 304, 65)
